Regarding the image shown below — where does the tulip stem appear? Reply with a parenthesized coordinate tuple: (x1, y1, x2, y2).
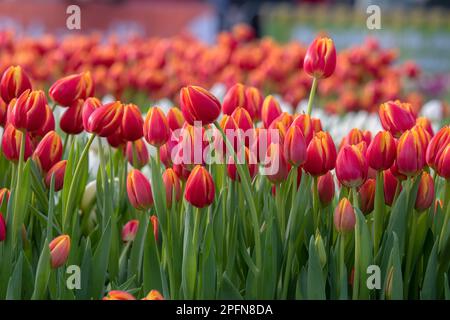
(306, 77, 318, 115)
(312, 176, 319, 229)
(373, 170, 385, 258)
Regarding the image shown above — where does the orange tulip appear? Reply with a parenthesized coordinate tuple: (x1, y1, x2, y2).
(180, 85, 221, 125)
(184, 165, 215, 208)
(0, 65, 32, 103)
(126, 169, 154, 210)
(33, 131, 63, 172)
(144, 106, 170, 147)
(45, 160, 67, 192)
(245, 86, 263, 120)
(222, 83, 246, 115)
(103, 290, 136, 300)
(49, 235, 71, 268)
(1, 124, 33, 162)
(162, 168, 182, 206)
(261, 95, 281, 128)
(86, 101, 124, 137)
(49, 71, 94, 107)
(167, 107, 185, 131)
(292, 113, 314, 145)
(142, 290, 164, 300)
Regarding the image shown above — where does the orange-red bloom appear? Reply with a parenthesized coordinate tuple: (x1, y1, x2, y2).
(184, 165, 215, 208)
(292, 113, 314, 145)
(49, 234, 71, 268)
(245, 86, 263, 120)
(60, 99, 84, 135)
(121, 219, 139, 242)
(261, 95, 281, 128)
(415, 172, 435, 211)
(103, 290, 136, 300)
(144, 106, 170, 147)
(0, 188, 10, 207)
(86, 101, 124, 137)
(49, 71, 94, 107)
(32, 103, 55, 139)
(180, 86, 221, 125)
(227, 147, 258, 182)
(396, 129, 426, 176)
(82, 97, 102, 130)
(231, 106, 253, 131)
(426, 126, 450, 170)
(9, 90, 47, 132)
(121, 103, 143, 141)
(359, 178, 375, 215)
(283, 125, 307, 167)
(33, 131, 63, 172)
(303, 131, 336, 176)
(264, 143, 290, 184)
(436, 145, 450, 179)
(222, 83, 246, 115)
(334, 198, 356, 233)
(366, 131, 396, 171)
(0, 65, 32, 103)
(45, 160, 67, 192)
(336, 144, 368, 188)
(304, 37, 336, 79)
(126, 169, 154, 210)
(126, 139, 149, 169)
(150, 215, 159, 242)
(1, 124, 33, 162)
(142, 290, 164, 300)
(167, 107, 184, 131)
(379, 100, 416, 138)
(383, 169, 400, 206)
(317, 171, 335, 205)
(416, 116, 434, 137)
(162, 168, 182, 206)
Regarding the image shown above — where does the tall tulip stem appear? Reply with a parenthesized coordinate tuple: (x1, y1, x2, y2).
(306, 77, 318, 115)
(373, 170, 385, 257)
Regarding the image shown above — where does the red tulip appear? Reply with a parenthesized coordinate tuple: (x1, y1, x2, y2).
(173, 164, 191, 181)
(60, 99, 84, 134)
(121, 103, 143, 141)
(304, 37, 337, 79)
(86, 101, 124, 137)
(384, 169, 401, 206)
(32, 104, 55, 138)
(245, 86, 263, 120)
(227, 146, 258, 182)
(45, 160, 67, 192)
(436, 145, 450, 179)
(222, 83, 246, 115)
(312, 117, 323, 133)
(261, 95, 281, 128)
(142, 290, 164, 300)
(167, 107, 184, 131)
(82, 97, 102, 130)
(1, 124, 33, 162)
(359, 179, 376, 215)
(49, 71, 94, 107)
(304, 131, 337, 176)
(336, 144, 368, 188)
(366, 131, 396, 171)
(122, 219, 139, 242)
(180, 86, 221, 125)
(126, 139, 149, 169)
(49, 234, 71, 268)
(144, 106, 170, 147)
(0, 65, 32, 103)
(317, 171, 335, 205)
(9, 90, 47, 132)
(184, 165, 215, 208)
(103, 290, 136, 300)
(379, 100, 416, 138)
(415, 172, 435, 211)
(106, 128, 126, 149)
(416, 116, 434, 137)
(292, 113, 314, 145)
(264, 143, 290, 184)
(0, 98, 7, 126)
(33, 131, 63, 172)
(334, 198, 356, 233)
(126, 169, 154, 210)
(283, 125, 307, 167)
(339, 128, 364, 149)
(396, 129, 426, 176)
(162, 168, 182, 206)
(231, 107, 253, 131)
(426, 126, 450, 170)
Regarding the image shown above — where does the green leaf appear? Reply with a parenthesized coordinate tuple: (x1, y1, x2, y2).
(307, 236, 326, 300)
(421, 239, 439, 299)
(89, 218, 112, 299)
(31, 239, 51, 300)
(6, 253, 23, 299)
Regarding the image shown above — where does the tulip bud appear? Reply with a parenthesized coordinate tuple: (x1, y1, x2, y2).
(283, 125, 307, 167)
(180, 86, 221, 125)
(142, 290, 164, 300)
(0, 213, 6, 242)
(334, 198, 356, 233)
(0, 65, 32, 103)
(45, 160, 67, 192)
(126, 139, 149, 169)
(184, 165, 215, 208)
(86, 101, 124, 137)
(317, 171, 335, 205)
(103, 290, 136, 300)
(167, 107, 184, 131)
(32, 103, 56, 139)
(396, 129, 426, 176)
(366, 131, 396, 171)
(379, 100, 416, 138)
(59, 99, 84, 136)
(0, 188, 10, 207)
(304, 37, 337, 79)
(9, 89, 47, 132)
(264, 143, 290, 184)
(304, 131, 337, 176)
(261, 95, 281, 128)
(227, 147, 258, 182)
(150, 215, 159, 242)
(49, 234, 71, 268)
(312, 117, 323, 133)
(173, 163, 191, 182)
(82, 97, 102, 130)
(160, 138, 176, 168)
(336, 144, 368, 188)
(33, 131, 63, 172)
(315, 233, 327, 269)
(384, 169, 401, 206)
(222, 83, 246, 115)
(144, 106, 170, 147)
(162, 168, 182, 206)
(292, 114, 314, 145)
(415, 172, 435, 212)
(49, 71, 94, 107)
(245, 86, 263, 120)
(127, 169, 154, 210)
(436, 145, 450, 179)
(426, 126, 450, 170)
(231, 107, 253, 131)
(358, 179, 376, 215)
(1, 124, 33, 162)
(339, 128, 364, 149)
(0, 98, 7, 126)
(122, 219, 139, 242)
(416, 116, 434, 137)
(121, 103, 143, 141)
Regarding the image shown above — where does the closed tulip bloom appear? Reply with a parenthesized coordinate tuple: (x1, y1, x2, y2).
(415, 172, 435, 211)
(45, 160, 67, 192)
(167, 107, 184, 131)
(150, 215, 159, 242)
(121, 103, 143, 141)
(339, 128, 364, 149)
(336, 144, 368, 188)
(416, 116, 434, 137)
(436, 145, 450, 179)
(304, 37, 337, 79)
(264, 143, 290, 184)
(359, 179, 376, 215)
(379, 100, 416, 138)
(222, 83, 246, 115)
(292, 113, 314, 145)
(396, 129, 426, 176)
(184, 165, 215, 208)
(82, 97, 102, 130)
(9, 89, 47, 132)
(0, 188, 10, 206)
(32, 104, 55, 138)
(142, 290, 164, 300)
(60, 99, 84, 135)
(317, 171, 335, 205)
(121, 219, 139, 242)
(304, 131, 337, 176)
(426, 126, 450, 170)
(413, 124, 431, 151)
(384, 169, 401, 206)
(0, 65, 32, 103)
(49, 71, 94, 107)
(127, 169, 154, 210)
(227, 147, 258, 182)
(180, 85, 221, 125)
(159, 139, 176, 168)
(245, 86, 263, 120)
(144, 106, 170, 147)
(49, 234, 71, 268)
(283, 125, 307, 166)
(86, 101, 124, 137)
(0, 98, 6, 126)
(334, 198, 356, 233)
(312, 117, 323, 133)
(103, 290, 136, 300)
(231, 107, 253, 131)
(1, 124, 33, 162)
(173, 163, 191, 181)
(261, 95, 281, 128)
(33, 131, 63, 172)
(366, 131, 396, 171)
(162, 168, 182, 206)
(126, 139, 149, 169)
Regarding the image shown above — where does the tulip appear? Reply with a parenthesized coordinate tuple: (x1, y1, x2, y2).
(0, 98, 6, 126)
(303, 131, 337, 176)
(0, 65, 32, 103)
(60, 99, 85, 135)
(0, 213, 6, 242)
(86, 101, 124, 137)
(184, 165, 215, 208)
(426, 126, 450, 170)
(121, 103, 143, 141)
(150, 215, 159, 242)
(144, 106, 170, 147)
(334, 198, 356, 233)
(82, 97, 102, 130)
(142, 290, 164, 300)
(167, 107, 184, 131)
(339, 128, 364, 149)
(292, 114, 314, 144)
(1, 124, 33, 162)
(0, 188, 10, 206)
(317, 171, 335, 205)
(126, 139, 149, 169)
(304, 37, 337, 79)
(231, 107, 253, 131)
(122, 219, 139, 242)
(180, 85, 221, 125)
(9, 90, 47, 132)
(396, 129, 426, 176)
(127, 169, 154, 210)
(31, 103, 55, 139)
(49, 234, 71, 268)
(413, 124, 431, 152)
(245, 86, 263, 120)
(173, 163, 191, 181)
(261, 95, 281, 128)
(312, 117, 323, 133)
(336, 144, 368, 188)
(359, 179, 376, 215)
(227, 147, 258, 182)
(45, 160, 67, 192)
(49, 71, 94, 107)
(222, 83, 246, 115)
(175, 123, 208, 168)
(283, 125, 307, 167)
(366, 131, 396, 172)
(160, 139, 176, 168)
(33, 131, 63, 172)
(162, 168, 182, 206)
(379, 100, 416, 138)
(416, 116, 434, 137)
(415, 172, 435, 212)
(264, 143, 290, 184)
(103, 290, 136, 300)
(436, 145, 450, 179)
(384, 169, 401, 206)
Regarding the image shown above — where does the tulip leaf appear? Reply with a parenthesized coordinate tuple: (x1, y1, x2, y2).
(90, 218, 111, 299)
(31, 239, 51, 300)
(307, 236, 326, 300)
(421, 239, 438, 299)
(143, 214, 163, 296)
(6, 252, 23, 300)
(217, 273, 243, 300)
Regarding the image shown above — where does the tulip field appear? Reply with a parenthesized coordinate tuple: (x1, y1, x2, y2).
(0, 26, 449, 301)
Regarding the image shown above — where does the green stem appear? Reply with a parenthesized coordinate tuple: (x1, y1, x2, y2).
(312, 176, 319, 230)
(306, 77, 318, 115)
(373, 170, 385, 257)
(12, 131, 26, 249)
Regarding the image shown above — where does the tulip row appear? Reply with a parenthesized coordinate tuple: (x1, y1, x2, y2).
(0, 24, 422, 115)
(0, 35, 448, 300)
